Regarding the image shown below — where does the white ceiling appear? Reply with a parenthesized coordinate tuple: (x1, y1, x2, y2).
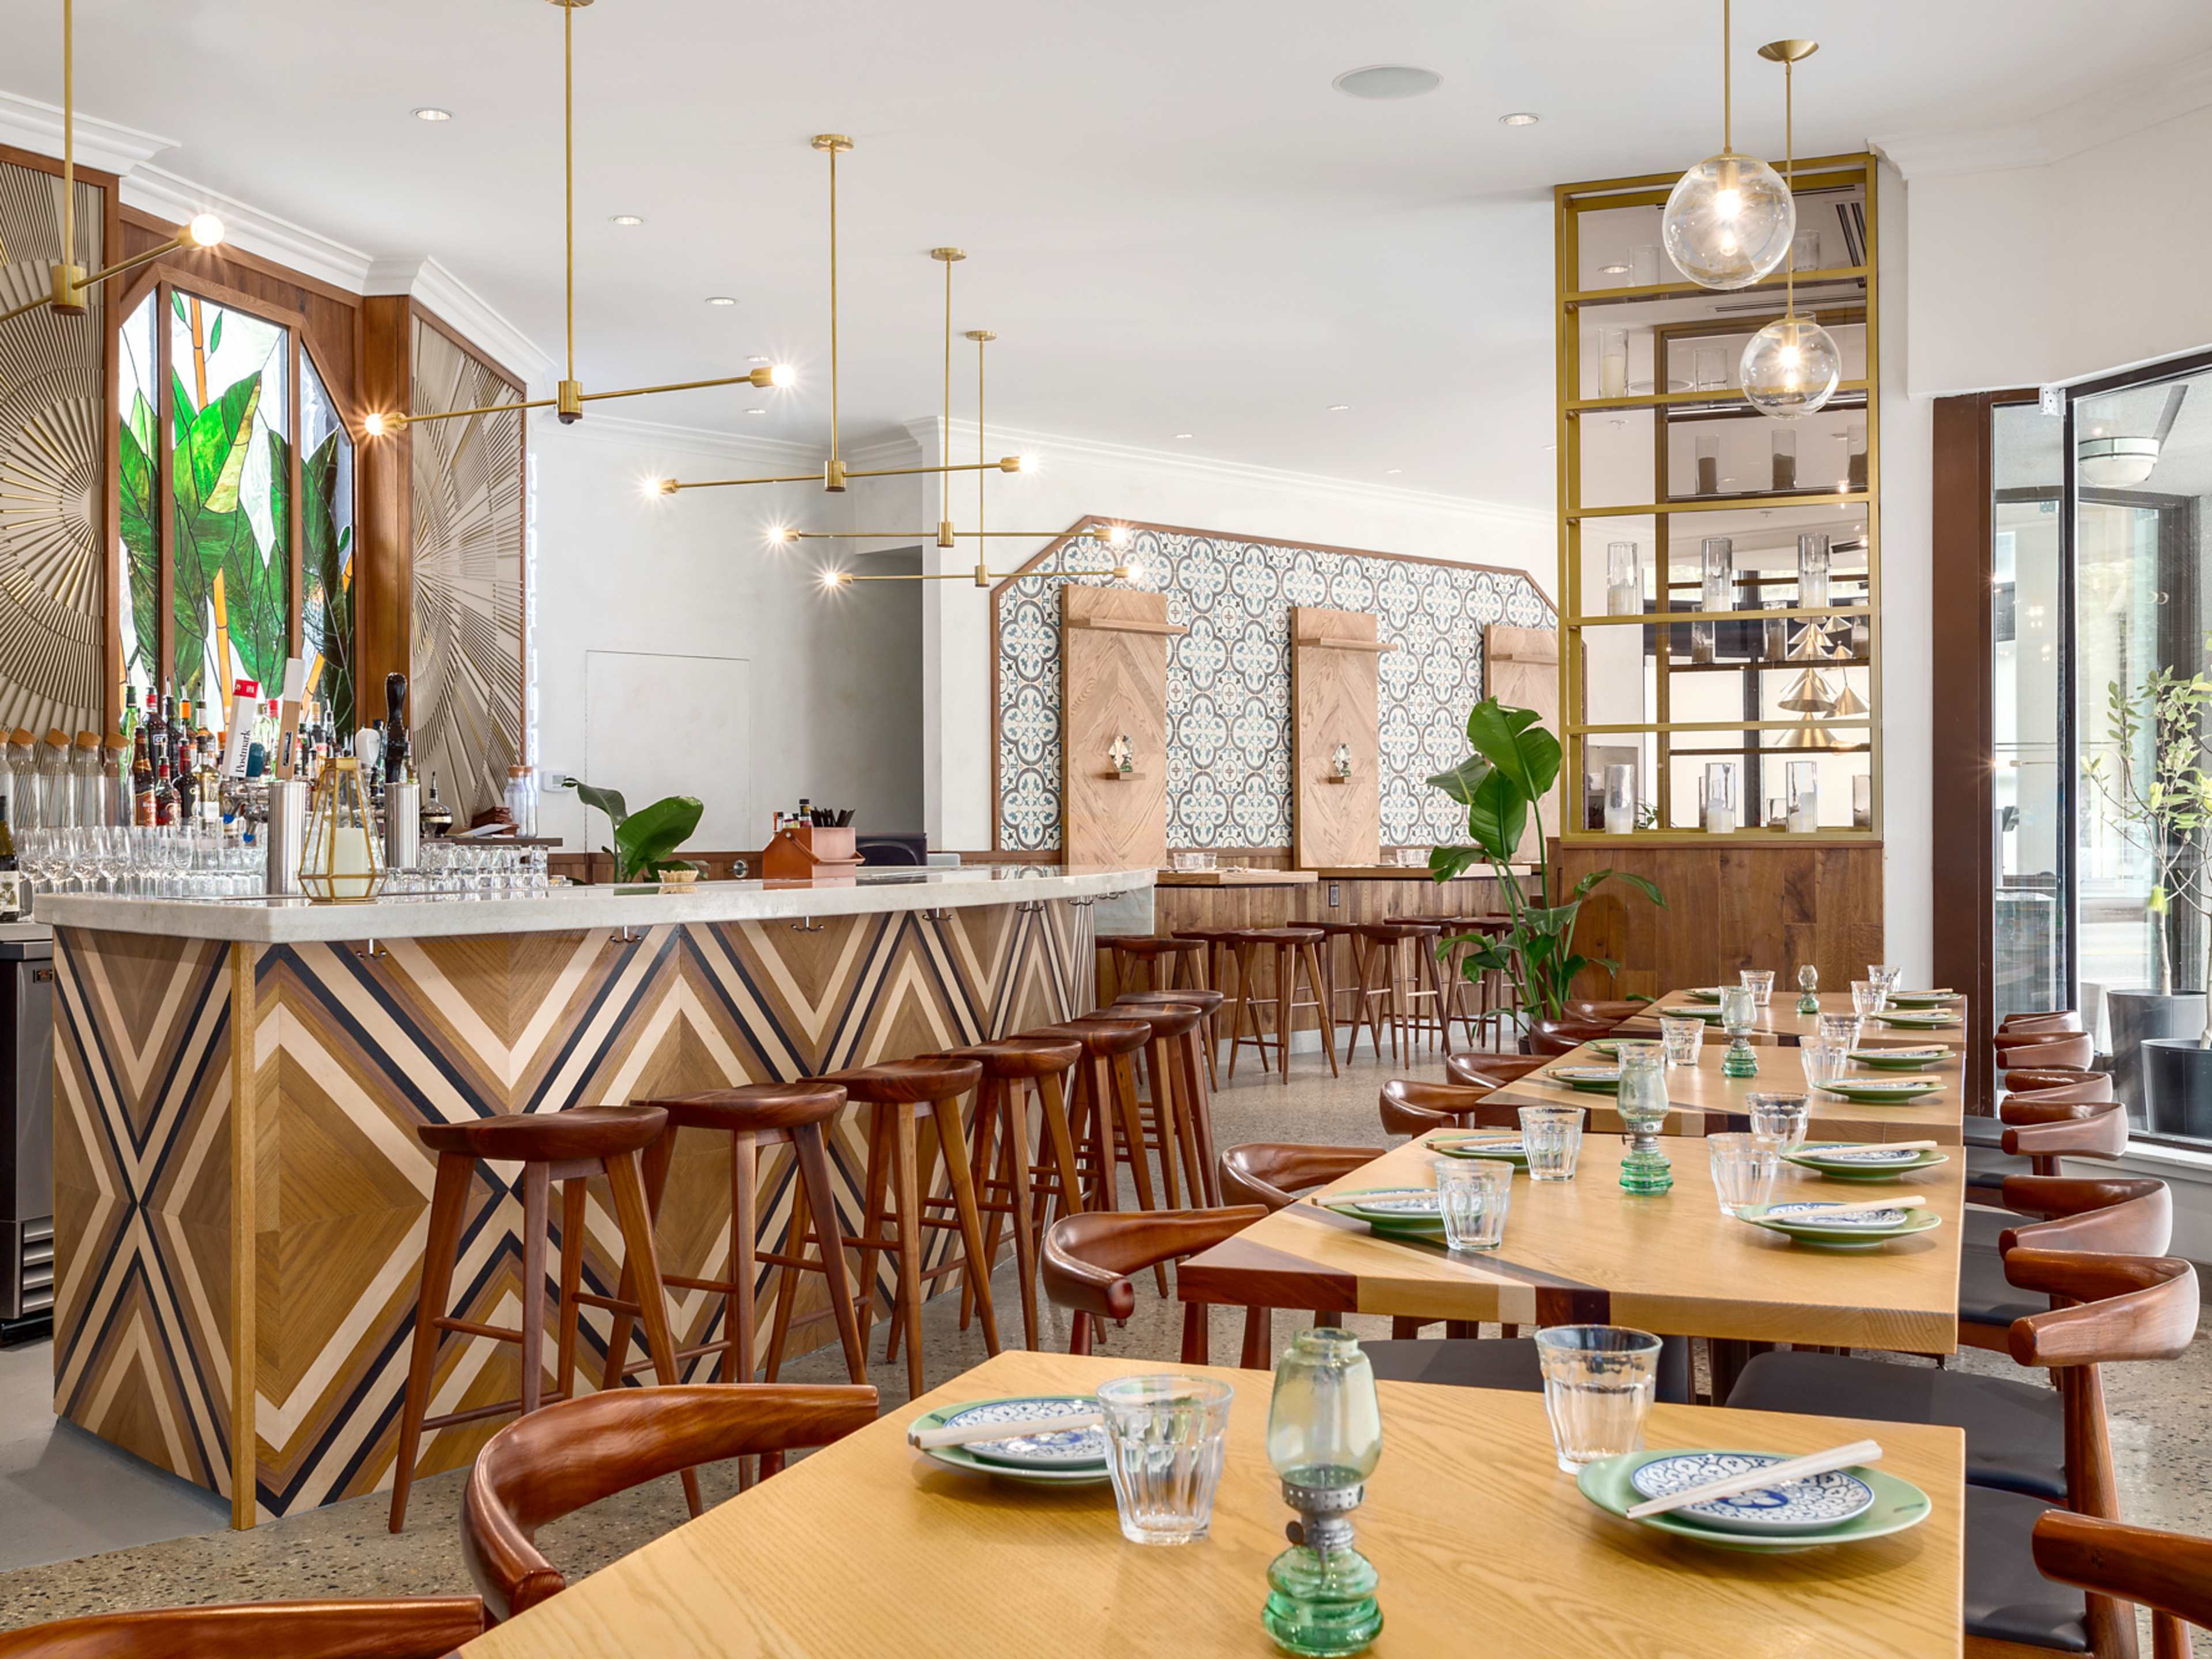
(9, 0, 2212, 508)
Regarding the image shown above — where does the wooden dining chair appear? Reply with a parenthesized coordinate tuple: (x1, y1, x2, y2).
(2032, 1512, 2212, 1659)
(1379, 1077, 1570, 1137)
(461, 1384, 878, 1623)
(1995, 1031, 2095, 1071)
(1217, 1142, 1387, 1211)
(0, 1599, 487, 1659)
(1959, 1172, 2169, 1352)
(1444, 1052, 1548, 1089)
(1565, 998, 1643, 1026)
(2002, 1011, 2084, 1034)
(1529, 1019, 1611, 1056)
(1040, 1206, 1268, 1364)
(1969, 1092, 2127, 1202)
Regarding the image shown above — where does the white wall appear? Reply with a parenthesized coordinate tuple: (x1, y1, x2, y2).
(891, 421, 1556, 850)
(527, 417, 925, 853)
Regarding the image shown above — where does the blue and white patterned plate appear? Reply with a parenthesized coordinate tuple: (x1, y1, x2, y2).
(1628, 1451, 1877, 1536)
(1336, 1189, 1441, 1218)
(1764, 1202, 1911, 1229)
(938, 1395, 1106, 1470)
(1791, 1143, 1922, 1166)
(1736, 1201, 1945, 1248)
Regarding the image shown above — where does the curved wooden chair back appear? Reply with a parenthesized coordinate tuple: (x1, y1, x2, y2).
(2002, 1010, 2082, 1033)
(463, 1384, 877, 1622)
(1380, 1078, 1494, 1137)
(1040, 1206, 1266, 1363)
(0, 1600, 487, 1659)
(1566, 999, 1642, 1025)
(2001, 1099, 2128, 1172)
(2002, 1071, 2112, 1103)
(1218, 1143, 1384, 1212)
(1529, 1020, 1609, 1056)
(1444, 1053, 1547, 1089)
(2032, 1512, 2212, 1658)
(2002, 1249, 2200, 1657)
(1995, 1031, 2094, 1070)
(1998, 1176, 2172, 1257)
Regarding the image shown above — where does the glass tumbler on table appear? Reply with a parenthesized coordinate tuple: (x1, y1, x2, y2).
(1707, 1132, 1782, 1217)
(1535, 1325, 1665, 1474)
(1517, 1105, 1584, 1181)
(1746, 1092, 1811, 1151)
(1798, 1039, 1846, 1091)
(1739, 968, 1775, 1008)
(1658, 1014, 1705, 1069)
(1095, 1374, 1234, 1546)
(1436, 1159, 1514, 1251)
(1816, 1012, 1863, 1055)
(1868, 964, 1900, 997)
(1851, 979, 1885, 1018)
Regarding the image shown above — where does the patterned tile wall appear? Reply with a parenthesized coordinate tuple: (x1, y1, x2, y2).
(996, 525, 1554, 851)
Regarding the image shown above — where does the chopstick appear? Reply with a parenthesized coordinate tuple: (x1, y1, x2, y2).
(1623, 1439, 1884, 1520)
(1752, 1194, 1929, 1220)
(1804, 1139, 1940, 1154)
(908, 1411, 1101, 1450)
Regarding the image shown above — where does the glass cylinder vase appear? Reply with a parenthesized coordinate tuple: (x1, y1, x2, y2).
(1691, 537, 1733, 665)
(1605, 541, 1642, 615)
(1797, 533, 1831, 610)
(1700, 761, 1738, 835)
(1604, 764, 1636, 836)
(1787, 760, 1820, 834)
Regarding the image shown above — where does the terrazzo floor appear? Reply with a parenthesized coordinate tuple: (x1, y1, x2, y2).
(3, 1045, 2210, 1639)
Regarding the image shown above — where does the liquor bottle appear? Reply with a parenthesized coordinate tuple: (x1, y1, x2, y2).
(175, 758, 196, 825)
(0, 794, 20, 923)
(153, 762, 176, 828)
(159, 694, 176, 773)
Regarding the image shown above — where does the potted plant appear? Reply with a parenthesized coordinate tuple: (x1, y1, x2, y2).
(2083, 649, 2212, 1131)
(1425, 697, 1664, 1042)
(560, 778, 706, 883)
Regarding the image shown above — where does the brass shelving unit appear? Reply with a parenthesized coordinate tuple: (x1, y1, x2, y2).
(1553, 151, 1882, 846)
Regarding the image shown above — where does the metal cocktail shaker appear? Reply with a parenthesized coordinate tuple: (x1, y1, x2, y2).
(265, 778, 308, 896)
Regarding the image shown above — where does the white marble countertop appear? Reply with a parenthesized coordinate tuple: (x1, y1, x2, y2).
(37, 865, 1156, 945)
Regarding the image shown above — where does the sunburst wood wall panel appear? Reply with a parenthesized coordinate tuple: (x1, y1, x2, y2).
(0, 162, 105, 738)
(53, 898, 1090, 1518)
(409, 319, 523, 824)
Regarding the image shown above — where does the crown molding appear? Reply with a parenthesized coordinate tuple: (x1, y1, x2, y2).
(536, 408, 822, 468)
(363, 255, 556, 393)
(1876, 46, 2212, 179)
(0, 90, 172, 177)
(122, 164, 376, 293)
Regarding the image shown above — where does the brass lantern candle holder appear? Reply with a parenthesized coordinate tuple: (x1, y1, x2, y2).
(300, 757, 387, 904)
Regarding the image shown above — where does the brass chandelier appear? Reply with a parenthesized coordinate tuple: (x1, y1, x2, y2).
(0, 0, 228, 333)
(366, 0, 791, 437)
(651, 137, 1037, 495)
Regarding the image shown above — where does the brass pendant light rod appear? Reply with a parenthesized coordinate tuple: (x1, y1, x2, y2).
(372, 0, 790, 437)
(1757, 39, 1817, 322)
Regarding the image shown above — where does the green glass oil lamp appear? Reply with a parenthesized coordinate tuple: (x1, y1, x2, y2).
(1263, 1328, 1384, 1656)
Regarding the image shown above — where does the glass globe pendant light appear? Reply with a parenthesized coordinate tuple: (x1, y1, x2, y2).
(1661, 0, 1795, 290)
(1739, 41, 1842, 420)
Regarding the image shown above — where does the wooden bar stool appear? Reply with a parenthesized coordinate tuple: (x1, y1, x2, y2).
(389, 1105, 683, 1533)
(1027, 1014, 1167, 1293)
(1313, 921, 1364, 1039)
(1173, 926, 1245, 1082)
(1346, 921, 1451, 1062)
(596, 1082, 867, 1406)
(1101, 934, 1209, 999)
(1115, 990, 1225, 1205)
(821, 1055, 993, 1400)
(1225, 927, 1337, 1085)
(1094, 999, 1206, 1210)
(941, 1034, 1085, 1350)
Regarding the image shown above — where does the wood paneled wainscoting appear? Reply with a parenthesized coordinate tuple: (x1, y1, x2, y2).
(1559, 841, 1885, 1004)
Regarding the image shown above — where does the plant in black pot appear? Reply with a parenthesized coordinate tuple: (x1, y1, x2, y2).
(2085, 646, 2212, 1132)
(1425, 696, 1664, 1043)
(560, 778, 705, 882)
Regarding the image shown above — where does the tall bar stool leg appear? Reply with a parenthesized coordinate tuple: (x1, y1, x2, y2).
(1272, 942, 1294, 1085)
(851, 1105, 895, 1356)
(389, 1151, 471, 1533)
(726, 1131, 759, 1384)
(929, 1092, 1002, 1355)
(554, 1177, 586, 1403)
(517, 1164, 550, 1415)
(603, 1147, 702, 1515)
(1033, 1067, 1084, 1231)
(1227, 940, 1263, 1080)
(1000, 1084, 1041, 1349)
(958, 1082, 1003, 1331)
(1301, 940, 1340, 1079)
(596, 1125, 678, 1393)
(1137, 1034, 1184, 1209)
(762, 1165, 809, 1382)
(888, 1101, 928, 1402)
(1425, 937, 1456, 1056)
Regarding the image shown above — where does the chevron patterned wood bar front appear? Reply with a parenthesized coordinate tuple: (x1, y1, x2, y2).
(50, 894, 1099, 1524)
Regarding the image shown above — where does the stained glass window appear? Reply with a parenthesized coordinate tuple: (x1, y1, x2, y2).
(116, 290, 159, 699)
(168, 292, 290, 707)
(300, 351, 355, 735)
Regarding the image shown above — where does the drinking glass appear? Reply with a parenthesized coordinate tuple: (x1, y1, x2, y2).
(1850, 979, 1884, 1018)
(1816, 1012, 1863, 1054)
(1535, 1325, 1664, 1474)
(1799, 1039, 1847, 1090)
(1517, 1105, 1584, 1182)
(1437, 1158, 1514, 1250)
(1868, 964, 1900, 996)
(1738, 969, 1775, 1008)
(1746, 1093, 1811, 1151)
(1658, 1014, 1705, 1069)
(1707, 1132, 1782, 1217)
(1095, 1374, 1234, 1546)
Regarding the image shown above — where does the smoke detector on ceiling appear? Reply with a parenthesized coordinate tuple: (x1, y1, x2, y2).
(1333, 65, 1442, 100)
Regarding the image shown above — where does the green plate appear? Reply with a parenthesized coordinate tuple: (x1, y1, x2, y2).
(1846, 1046, 1949, 1070)
(1783, 1144, 1952, 1180)
(1887, 991, 1960, 1008)
(1546, 1066, 1623, 1094)
(1577, 1448, 1934, 1552)
(1873, 1010, 1961, 1029)
(1587, 1040, 1620, 1058)
(1813, 1075, 1942, 1103)
(1665, 1004, 1728, 1021)
(1685, 987, 1725, 1002)
(907, 1396, 1109, 1485)
(1735, 1201, 1945, 1247)
(1427, 1135, 1529, 1167)
(1317, 1187, 1447, 1240)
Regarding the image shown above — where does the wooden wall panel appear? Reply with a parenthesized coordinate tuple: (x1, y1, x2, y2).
(1558, 841, 1884, 1002)
(1060, 586, 1180, 868)
(1486, 624, 1560, 862)
(1290, 608, 1384, 869)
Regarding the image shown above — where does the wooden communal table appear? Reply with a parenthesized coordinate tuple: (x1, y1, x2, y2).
(458, 1350, 1966, 1659)
(1622, 989, 1970, 1051)
(1488, 1041, 1967, 1146)
(1179, 1135, 1963, 1353)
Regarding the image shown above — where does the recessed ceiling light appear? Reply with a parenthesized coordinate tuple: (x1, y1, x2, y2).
(1332, 65, 1442, 100)
(609, 214, 645, 226)
(1499, 112, 1541, 127)
(1173, 432, 1194, 440)
(746, 407, 768, 415)
(748, 355, 770, 364)
(1599, 262, 1631, 275)
(412, 107, 452, 122)
(1386, 468, 1403, 475)
(1327, 404, 1351, 412)
(705, 295, 738, 306)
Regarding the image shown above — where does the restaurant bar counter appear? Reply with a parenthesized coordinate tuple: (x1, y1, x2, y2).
(37, 866, 1152, 1525)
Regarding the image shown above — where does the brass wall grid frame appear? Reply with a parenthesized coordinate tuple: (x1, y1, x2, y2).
(1552, 151, 1883, 846)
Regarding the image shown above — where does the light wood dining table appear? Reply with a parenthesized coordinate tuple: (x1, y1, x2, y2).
(1177, 1133, 1964, 1353)
(1620, 988, 1970, 1050)
(1486, 1041, 1967, 1146)
(457, 1349, 1966, 1659)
